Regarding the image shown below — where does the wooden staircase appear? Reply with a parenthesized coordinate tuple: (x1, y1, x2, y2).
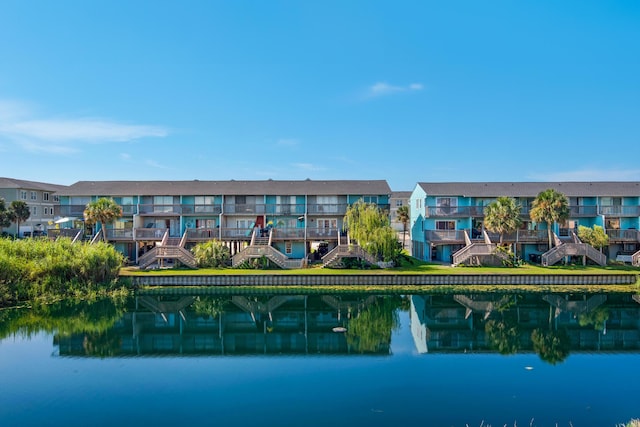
(321, 244, 377, 268)
(231, 229, 304, 269)
(451, 230, 510, 267)
(138, 229, 197, 269)
(541, 232, 607, 266)
(632, 249, 640, 267)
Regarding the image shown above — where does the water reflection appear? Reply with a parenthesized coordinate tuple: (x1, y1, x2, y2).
(2, 291, 639, 363)
(411, 293, 640, 363)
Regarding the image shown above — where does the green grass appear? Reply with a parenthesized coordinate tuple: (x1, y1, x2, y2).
(120, 260, 640, 277)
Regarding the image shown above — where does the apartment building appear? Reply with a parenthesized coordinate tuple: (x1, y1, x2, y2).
(410, 182, 640, 266)
(55, 179, 391, 264)
(0, 177, 66, 237)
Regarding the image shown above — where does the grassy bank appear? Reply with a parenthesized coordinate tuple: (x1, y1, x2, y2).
(0, 237, 128, 307)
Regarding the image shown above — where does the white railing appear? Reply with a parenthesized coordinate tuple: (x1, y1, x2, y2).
(231, 245, 303, 269)
(541, 243, 607, 266)
(321, 244, 377, 267)
(451, 243, 497, 267)
(632, 250, 640, 267)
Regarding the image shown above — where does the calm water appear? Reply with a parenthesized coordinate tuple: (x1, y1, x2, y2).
(1, 290, 639, 427)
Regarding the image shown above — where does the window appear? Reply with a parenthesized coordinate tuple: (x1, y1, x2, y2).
(285, 241, 292, 254)
(20, 191, 27, 200)
(31, 206, 37, 216)
(362, 196, 378, 204)
(30, 191, 37, 200)
(43, 207, 48, 215)
(395, 200, 403, 207)
(53, 195, 59, 202)
(43, 192, 50, 201)
(436, 197, 457, 215)
(435, 221, 456, 230)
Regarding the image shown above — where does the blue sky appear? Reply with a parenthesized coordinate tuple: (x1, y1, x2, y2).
(0, 1, 638, 190)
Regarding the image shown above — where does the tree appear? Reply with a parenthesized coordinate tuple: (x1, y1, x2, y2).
(343, 200, 400, 263)
(0, 197, 12, 235)
(83, 198, 123, 242)
(8, 200, 30, 238)
(529, 189, 569, 250)
(192, 240, 231, 268)
(578, 225, 609, 252)
(483, 196, 522, 245)
(396, 205, 410, 250)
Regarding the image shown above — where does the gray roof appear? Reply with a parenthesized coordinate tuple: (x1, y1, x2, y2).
(391, 191, 412, 199)
(60, 180, 392, 197)
(0, 177, 67, 192)
(417, 182, 640, 197)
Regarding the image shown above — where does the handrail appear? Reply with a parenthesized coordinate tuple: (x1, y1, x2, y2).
(321, 244, 377, 267)
(632, 250, 640, 267)
(89, 230, 101, 244)
(179, 230, 188, 248)
(451, 243, 497, 266)
(541, 243, 607, 266)
(231, 245, 303, 269)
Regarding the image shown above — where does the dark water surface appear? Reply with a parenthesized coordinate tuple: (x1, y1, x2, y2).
(1, 290, 639, 427)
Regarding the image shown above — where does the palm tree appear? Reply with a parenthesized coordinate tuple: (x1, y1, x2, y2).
(484, 196, 522, 245)
(83, 198, 123, 242)
(8, 200, 30, 238)
(529, 189, 569, 249)
(396, 205, 410, 250)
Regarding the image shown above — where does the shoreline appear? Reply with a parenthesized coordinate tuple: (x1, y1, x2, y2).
(130, 273, 639, 287)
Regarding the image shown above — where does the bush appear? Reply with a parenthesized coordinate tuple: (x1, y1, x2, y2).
(0, 237, 125, 307)
(191, 240, 231, 268)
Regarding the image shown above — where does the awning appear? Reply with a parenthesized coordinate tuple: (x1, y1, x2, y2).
(54, 217, 77, 224)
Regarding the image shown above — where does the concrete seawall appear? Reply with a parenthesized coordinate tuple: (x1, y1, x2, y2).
(131, 274, 639, 287)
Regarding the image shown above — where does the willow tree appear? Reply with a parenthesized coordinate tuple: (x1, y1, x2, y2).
(484, 196, 522, 245)
(343, 200, 399, 262)
(84, 198, 123, 242)
(529, 189, 569, 249)
(0, 197, 11, 235)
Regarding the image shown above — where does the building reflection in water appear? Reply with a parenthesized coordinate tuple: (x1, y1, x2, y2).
(56, 293, 401, 357)
(411, 293, 640, 363)
(54, 291, 640, 363)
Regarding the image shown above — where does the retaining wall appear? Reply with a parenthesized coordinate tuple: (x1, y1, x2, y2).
(131, 274, 639, 287)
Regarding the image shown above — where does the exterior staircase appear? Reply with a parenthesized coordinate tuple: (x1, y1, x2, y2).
(632, 249, 640, 267)
(451, 230, 510, 267)
(541, 232, 607, 266)
(231, 229, 304, 269)
(138, 229, 197, 269)
(321, 244, 377, 268)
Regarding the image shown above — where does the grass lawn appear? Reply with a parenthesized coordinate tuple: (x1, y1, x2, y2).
(120, 258, 640, 277)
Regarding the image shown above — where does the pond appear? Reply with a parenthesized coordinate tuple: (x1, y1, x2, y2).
(1, 289, 639, 427)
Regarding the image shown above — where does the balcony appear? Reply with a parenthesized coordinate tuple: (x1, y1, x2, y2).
(180, 204, 222, 215)
(569, 205, 598, 217)
(599, 205, 640, 217)
(105, 228, 134, 241)
(425, 206, 484, 218)
(223, 204, 266, 215)
(138, 204, 182, 215)
(264, 203, 306, 216)
(55, 205, 87, 217)
(307, 204, 348, 215)
(425, 230, 467, 243)
(606, 229, 640, 242)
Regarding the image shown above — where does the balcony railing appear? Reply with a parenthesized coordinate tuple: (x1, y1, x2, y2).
(55, 205, 87, 217)
(105, 229, 134, 240)
(425, 206, 485, 218)
(606, 229, 640, 242)
(134, 228, 168, 240)
(138, 204, 182, 215)
(569, 205, 598, 217)
(307, 204, 348, 215)
(598, 205, 640, 217)
(180, 204, 222, 215)
(425, 230, 467, 242)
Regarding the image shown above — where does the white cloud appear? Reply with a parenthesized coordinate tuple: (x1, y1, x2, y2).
(368, 82, 424, 97)
(120, 153, 132, 161)
(529, 169, 640, 181)
(0, 99, 168, 153)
